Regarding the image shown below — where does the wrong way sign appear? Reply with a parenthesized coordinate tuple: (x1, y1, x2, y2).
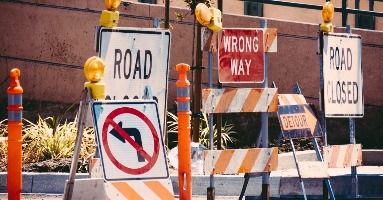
(218, 28, 277, 83)
(219, 28, 265, 83)
(91, 100, 169, 181)
(323, 33, 363, 117)
(98, 27, 171, 133)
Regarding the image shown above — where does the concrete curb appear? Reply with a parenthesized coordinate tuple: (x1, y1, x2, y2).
(0, 168, 382, 198)
(0, 150, 382, 198)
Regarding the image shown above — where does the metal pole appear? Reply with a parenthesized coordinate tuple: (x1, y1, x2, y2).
(342, 0, 348, 26)
(216, 0, 223, 151)
(346, 24, 358, 198)
(165, 0, 170, 29)
(207, 45, 216, 200)
(290, 140, 307, 200)
(208, 50, 214, 150)
(192, 19, 203, 143)
(260, 19, 270, 200)
(319, 24, 336, 200)
(63, 88, 91, 200)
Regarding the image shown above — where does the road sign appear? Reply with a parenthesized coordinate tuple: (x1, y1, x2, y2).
(91, 100, 169, 181)
(218, 28, 265, 83)
(98, 27, 171, 133)
(277, 104, 323, 139)
(323, 32, 363, 117)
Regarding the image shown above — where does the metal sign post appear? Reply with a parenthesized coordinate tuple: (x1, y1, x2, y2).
(260, 19, 270, 200)
(346, 24, 359, 198)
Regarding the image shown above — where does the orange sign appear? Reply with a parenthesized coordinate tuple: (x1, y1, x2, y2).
(277, 104, 323, 139)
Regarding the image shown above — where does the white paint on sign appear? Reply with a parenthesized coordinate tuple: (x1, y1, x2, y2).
(98, 27, 171, 132)
(91, 100, 169, 181)
(323, 33, 363, 117)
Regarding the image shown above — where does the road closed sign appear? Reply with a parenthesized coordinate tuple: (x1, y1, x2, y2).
(98, 27, 171, 132)
(323, 33, 363, 117)
(219, 28, 265, 83)
(91, 100, 169, 181)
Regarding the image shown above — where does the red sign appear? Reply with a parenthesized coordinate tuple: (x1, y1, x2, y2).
(219, 28, 264, 83)
(102, 107, 160, 175)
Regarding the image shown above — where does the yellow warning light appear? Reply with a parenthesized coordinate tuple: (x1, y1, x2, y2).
(84, 56, 106, 99)
(195, 3, 222, 32)
(100, 0, 120, 27)
(105, 0, 121, 11)
(195, 3, 212, 26)
(320, 2, 334, 32)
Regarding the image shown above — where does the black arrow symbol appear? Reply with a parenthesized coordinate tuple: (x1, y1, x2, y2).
(109, 121, 145, 162)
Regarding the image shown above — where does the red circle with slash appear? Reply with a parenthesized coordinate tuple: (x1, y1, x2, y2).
(102, 107, 159, 175)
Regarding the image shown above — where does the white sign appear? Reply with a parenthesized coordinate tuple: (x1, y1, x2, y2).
(323, 33, 363, 117)
(98, 27, 171, 132)
(91, 100, 169, 181)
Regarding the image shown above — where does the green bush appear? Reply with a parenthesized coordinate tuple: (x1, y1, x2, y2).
(0, 116, 96, 164)
(167, 112, 237, 149)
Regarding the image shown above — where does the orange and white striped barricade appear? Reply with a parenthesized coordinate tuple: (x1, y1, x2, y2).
(323, 144, 362, 168)
(278, 94, 307, 106)
(202, 88, 278, 114)
(105, 179, 174, 200)
(203, 148, 279, 175)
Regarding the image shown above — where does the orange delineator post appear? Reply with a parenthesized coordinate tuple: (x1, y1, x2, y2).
(176, 63, 192, 200)
(7, 68, 23, 200)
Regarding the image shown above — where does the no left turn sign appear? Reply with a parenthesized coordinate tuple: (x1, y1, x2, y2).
(91, 100, 169, 181)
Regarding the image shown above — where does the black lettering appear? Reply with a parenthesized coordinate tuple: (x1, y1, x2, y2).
(288, 116, 293, 128)
(342, 81, 346, 103)
(124, 49, 132, 79)
(301, 115, 308, 127)
(105, 95, 111, 100)
(282, 116, 289, 128)
(330, 47, 334, 69)
(331, 81, 336, 103)
(341, 47, 346, 70)
(347, 48, 352, 70)
(348, 82, 352, 104)
(353, 82, 358, 103)
(114, 49, 122, 78)
(335, 47, 340, 70)
(144, 50, 152, 79)
(294, 116, 299, 127)
(123, 95, 129, 100)
(336, 81, 341, 103)
(133, 50, 141, 79)
(327, 81, 332, 103)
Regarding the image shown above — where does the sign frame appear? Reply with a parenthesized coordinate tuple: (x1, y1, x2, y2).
(322, 32, 363, 118)
(91, 100, 169, 181)
(98, 27, 171, 134)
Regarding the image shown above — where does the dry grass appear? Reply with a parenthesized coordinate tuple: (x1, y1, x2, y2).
(0, 116, 96, 167)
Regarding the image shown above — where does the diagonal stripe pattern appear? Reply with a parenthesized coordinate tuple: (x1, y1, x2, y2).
(202, 88, 278, 113)
(323, 144, 362, 168)
(278, 94, 307, 105)
(203, 148, 279, 175)
(105, 179, 174, 200)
